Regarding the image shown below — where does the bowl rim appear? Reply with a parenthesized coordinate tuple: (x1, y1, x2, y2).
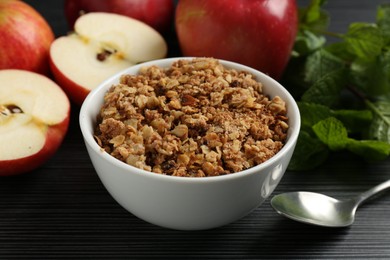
(79, 57, 301, 184)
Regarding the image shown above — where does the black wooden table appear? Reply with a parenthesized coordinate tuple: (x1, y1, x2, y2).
(1, 0, 390, 258)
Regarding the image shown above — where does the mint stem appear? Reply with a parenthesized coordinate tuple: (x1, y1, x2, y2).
(306, 28, 344, 39)
(347, 85, 390, 140)
(347, 85, 367, 101)
(319, 30, 344, 39)
(347, 85, 390, 126)
(365, 100, 390, 126)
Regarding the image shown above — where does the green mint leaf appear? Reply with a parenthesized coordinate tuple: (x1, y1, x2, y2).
(347, 139, 390, 161)
(367, 100, 390, 142)
(288, 131, 329, 171)
(304, 49, 345, 84)
(301, 69, 346, 106)
(298, 102, 372, 135)
(298, 102, 331, 131)
(298, 0, 329, 32)
(292, 30, 326, 57)
(344, 22, 384, 60)
(350, 52, 390, 97)
(312, 117, 349, 151)
(325, 41, 356, 62)
(299, 0, 324, 23)
(376, 4, 390, 44)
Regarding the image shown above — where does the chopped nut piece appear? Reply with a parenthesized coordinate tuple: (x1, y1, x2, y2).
(109, 135, 125, 147)
(168, 98, 182, 109)
(181, 94, 198, 106)
(171, 124, 188, 139)
(135, 94, 148, 109)
(177, 154, 190, 166)
(268, 96, 287, 115)
(146, 96, 160, 109)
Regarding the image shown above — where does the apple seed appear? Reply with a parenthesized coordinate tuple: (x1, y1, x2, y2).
(0, 105, 23, 117)
(96, 49, 117, 62)
(7, 105, 23, 114)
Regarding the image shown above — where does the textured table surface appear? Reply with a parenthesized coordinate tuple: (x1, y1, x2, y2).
(1, 0, 390, 259)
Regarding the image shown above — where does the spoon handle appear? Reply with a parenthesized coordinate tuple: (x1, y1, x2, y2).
(354, 179, 390, 206)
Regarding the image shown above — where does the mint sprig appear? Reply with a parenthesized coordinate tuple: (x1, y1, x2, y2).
(283, 1, 390, 170)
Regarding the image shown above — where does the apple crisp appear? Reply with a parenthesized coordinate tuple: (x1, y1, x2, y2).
(94, 58, 289, 177)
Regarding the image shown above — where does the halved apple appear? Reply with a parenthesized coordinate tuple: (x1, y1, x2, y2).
(0, 70, 70, 176)
(49, 12, 168, 105)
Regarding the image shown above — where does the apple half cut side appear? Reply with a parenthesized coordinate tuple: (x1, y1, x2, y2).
(49, 12, 168, 105)
(0, 70, 70, 176)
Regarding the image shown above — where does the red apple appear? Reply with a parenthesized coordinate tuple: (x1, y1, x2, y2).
(50, 12, 167, 105)
(0, 70, 70, 176)
(175, 0, 298, 80)
(0, 0, 55, 75)
(64, 0, 175, 34)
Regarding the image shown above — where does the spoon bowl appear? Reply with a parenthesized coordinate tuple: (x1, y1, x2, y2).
(271, 192, 357, 227)
(271, 180, 390, 227)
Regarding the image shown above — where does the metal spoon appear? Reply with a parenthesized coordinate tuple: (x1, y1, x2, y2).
(270, 180, 390, 227)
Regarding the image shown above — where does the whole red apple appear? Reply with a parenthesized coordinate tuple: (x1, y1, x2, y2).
(175, 0, 298, 80)
(0, 70, 70, 176)
(0, 0, 55, 75)
(65, 0, 175, 34)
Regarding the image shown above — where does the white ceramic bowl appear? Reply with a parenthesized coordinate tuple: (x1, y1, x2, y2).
(79, 57, 300, 230)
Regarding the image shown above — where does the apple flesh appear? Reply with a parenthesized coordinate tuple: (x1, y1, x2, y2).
(0, 0, 55, 74)
(50, 12, 168, 105)
(64, 0, 175, 34)
(175, 0, 298, 80)
(0, 70, 70, 176)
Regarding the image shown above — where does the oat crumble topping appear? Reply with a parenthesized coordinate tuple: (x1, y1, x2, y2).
(94, 58, 289, 177)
